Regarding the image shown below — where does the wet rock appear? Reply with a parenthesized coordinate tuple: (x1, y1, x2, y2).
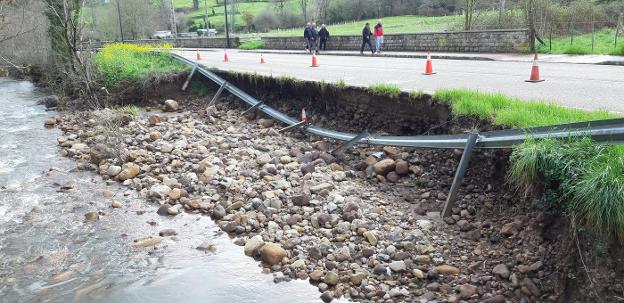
(110, 200, 123, 208)
(149, 132, 159, 141)
(196, 242, 217, 252)
(483, 295, 506, 303)
(84, 212, 99, 221)
(90, 144, 114, 165)
(44, 117, 57, 127)
(373, 159, 395, 175)
(130, 236, 162, 248)
(493, 263, 510, 279)
(383, 146, 398, 156)
(501, 220, 522, 236)
(164, 99, 179, 111)
(363, 231, 378, 245)
(156, 204, 171, 215)
(212, 204, 226, 219)
(523, 278, 540, 296)
(386, 171, 399, 182)
(159, 229, 177, 237)
(169, 188, 182, 200)
(351, 272, 368, 285)
(460, 284, 477, 299)
(320, 291, 334, 303)
(39, 95, 59, 108)
(107, 165, 122, 177)
(118, 163, 140, 181)
(244, 235, 265, 256)
(413, 268, 425, 279)
(260, 243, 287, 265)
(309, 270, 323, 281)
(149, 184, 172, 199)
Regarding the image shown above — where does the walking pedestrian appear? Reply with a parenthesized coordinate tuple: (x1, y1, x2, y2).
(374, 19, 384, 54)
(304, 23, 312, 52)
(360, 22, 374, 55)
(309, 22, 319, 54)
(319, 24, 330, 51)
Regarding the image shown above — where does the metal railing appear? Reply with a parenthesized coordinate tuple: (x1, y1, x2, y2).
(169, 52, 624, 217)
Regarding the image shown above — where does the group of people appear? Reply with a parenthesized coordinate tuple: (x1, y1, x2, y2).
(302, 19, 385, 55)
(304, 23, 330, 54)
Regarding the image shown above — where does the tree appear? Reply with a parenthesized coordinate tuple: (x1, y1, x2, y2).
(300, 0, 309, 22)
(464, 0, 476, 30)
(193, 0, 199, 10)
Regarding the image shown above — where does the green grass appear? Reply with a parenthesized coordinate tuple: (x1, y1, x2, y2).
(335, 79, 346, 89)
(93, 43, 188, 89)
(435, 89, 624, 240)
(434, 89, 616, 128)
(266, 15, 461, 37)
(238, 39, 264, 50)
(369, 83, 401, 96)
(537, 28, 624, 56)
(114, 104, 140, 117)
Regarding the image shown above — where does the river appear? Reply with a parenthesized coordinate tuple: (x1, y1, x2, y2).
(0, 78, 321, 303)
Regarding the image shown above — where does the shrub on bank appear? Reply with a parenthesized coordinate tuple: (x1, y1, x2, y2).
(93, 43, 187, 89)
(435, 89, 624, 239)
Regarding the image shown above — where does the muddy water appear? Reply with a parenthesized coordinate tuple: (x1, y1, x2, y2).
(0, 78, 321, 303)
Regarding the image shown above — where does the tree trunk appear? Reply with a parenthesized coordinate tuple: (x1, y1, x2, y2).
(193, 0, 199, 10)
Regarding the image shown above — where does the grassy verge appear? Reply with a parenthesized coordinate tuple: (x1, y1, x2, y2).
(93, 43, 188, 89)
(435, 89, 623, 239)
(369, 83, 401, 96)
(537, 28, 624, 56)
(239, 39, 264, 50)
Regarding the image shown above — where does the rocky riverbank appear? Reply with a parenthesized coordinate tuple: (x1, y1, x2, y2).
(49, 95, 562, 303)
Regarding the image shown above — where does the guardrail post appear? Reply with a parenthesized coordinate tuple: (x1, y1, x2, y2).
(207, 82, 228, 108)
(331, 129, 369, 156)
(181, 64, 198, 91)
(441, 132, 479, 218)
(240, 101, 264, 116)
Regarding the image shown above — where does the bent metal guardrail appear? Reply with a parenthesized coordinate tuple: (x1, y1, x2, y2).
(169, 53, 624, 217)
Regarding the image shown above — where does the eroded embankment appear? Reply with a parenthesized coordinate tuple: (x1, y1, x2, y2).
(53, 72, 623, 303)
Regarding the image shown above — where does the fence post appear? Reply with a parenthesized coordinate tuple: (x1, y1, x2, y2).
(616, 13, 623, 50)
(591, 14, 595, 53)
(569, 19, 574, 46)
(549, 24, 553, 53)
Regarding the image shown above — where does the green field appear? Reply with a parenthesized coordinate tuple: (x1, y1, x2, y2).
(173, 0, 298, 29)
(266, 15, 462, 37)
(537, 28, 624, 56)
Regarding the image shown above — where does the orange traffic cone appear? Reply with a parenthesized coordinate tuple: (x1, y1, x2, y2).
(423, 50, 436, 75)
(310, 51, 319, 68)
(301, 108, 308, 122)
(224, 49, 229, 62)
(260, 54, 266, 64)
(526, 53, 544, 83)
(196, 49, 201, 61)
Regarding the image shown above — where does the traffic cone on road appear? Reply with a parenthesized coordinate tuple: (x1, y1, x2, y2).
(301, 108, 308, 122)
(310, 51, 319, 68)
(224, 49, 229, 62)
(423, 50, 436, 75)
(260, 54, 266, 64)
(525, 53, 544, 83)
(196, 49, 201, 61)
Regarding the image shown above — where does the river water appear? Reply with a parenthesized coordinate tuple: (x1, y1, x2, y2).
(0, 78, 321, 303)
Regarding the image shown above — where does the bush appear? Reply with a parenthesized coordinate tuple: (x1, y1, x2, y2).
(254, 10, 279, 32)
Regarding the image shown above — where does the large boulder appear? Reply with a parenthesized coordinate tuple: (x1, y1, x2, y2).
(90, 143, 114, 165)
(373, 159, 396, 175)
(38, 95, 59, 108)
(244, 235, 265, 256)
(260, 243, 287, 265)
(117, 163, 140, 181)
(164, 99, 179, 111)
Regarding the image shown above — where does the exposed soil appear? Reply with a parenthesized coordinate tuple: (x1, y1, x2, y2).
(52, 71, 624, 303)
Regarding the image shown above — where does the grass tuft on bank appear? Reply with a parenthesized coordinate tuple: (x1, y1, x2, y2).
(369, 83, 401, 96)
(434, 89, 616, 128)
(93, 43, 188, 89)
(239, 39, 264, 50)
(435, 89, 623, 239)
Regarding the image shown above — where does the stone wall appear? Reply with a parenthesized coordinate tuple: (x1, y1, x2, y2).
(91, 37, 240, 49)
(261, 29, 530, 53)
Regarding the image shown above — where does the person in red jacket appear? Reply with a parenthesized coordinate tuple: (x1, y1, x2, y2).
(374, 19, 384, 54)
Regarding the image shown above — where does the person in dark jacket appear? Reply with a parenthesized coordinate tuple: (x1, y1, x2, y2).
(318, 24, 330, 51)
(309, 22, 319, 54)
(360, 22, 374, 54)
(304, 23, 311, 52)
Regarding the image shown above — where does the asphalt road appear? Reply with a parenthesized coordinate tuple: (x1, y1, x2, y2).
(182, 49, 624, 113)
